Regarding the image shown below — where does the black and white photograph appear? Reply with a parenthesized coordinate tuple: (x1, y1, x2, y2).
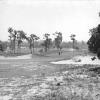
(0, 0, 100, 100)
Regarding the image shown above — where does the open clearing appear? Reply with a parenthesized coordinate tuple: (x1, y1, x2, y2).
(0, 49, 100, 100)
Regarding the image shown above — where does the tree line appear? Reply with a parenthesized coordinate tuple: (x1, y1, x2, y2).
(0, 27, 78, 55)
(7, 27, 64, 54)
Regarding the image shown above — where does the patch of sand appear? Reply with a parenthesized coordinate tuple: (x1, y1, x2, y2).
(51, 55, 100, 65)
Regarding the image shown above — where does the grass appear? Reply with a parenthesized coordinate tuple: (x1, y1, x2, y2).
(0, 48, 99, 100)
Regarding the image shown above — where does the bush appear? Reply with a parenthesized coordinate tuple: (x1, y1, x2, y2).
(87, 24, 100, 53)
(97, 48, 100, 59)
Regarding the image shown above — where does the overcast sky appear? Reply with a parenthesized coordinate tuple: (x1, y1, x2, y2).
(0, 0, 100, 41)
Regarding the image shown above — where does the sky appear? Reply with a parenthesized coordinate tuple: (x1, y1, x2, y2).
(0, 0, 100, 42)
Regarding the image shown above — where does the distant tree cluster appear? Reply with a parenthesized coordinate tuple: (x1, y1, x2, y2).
(53, 32, 63, 55)
(28, 34, 39, 54)
(8, 27, 28, 53)
(5, 26, 80, 56)
(7, 27, 65, 55)
(41, 33, 52, 52)
(54, 32, 62, 49)
(8, 27, 41, 54)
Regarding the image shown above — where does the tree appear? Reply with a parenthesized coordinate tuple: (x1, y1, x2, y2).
(87, 12, 100, 57)
(8, 27, 13, 51)
(70, 34, 76, 49)
(54, 32, 62, 48)
(17, 30, 28, 53)
(42, 33, 52, 52)
(28, 34, 39, 54)
(8, 27, 17, 53)
(87, 24, 100, 53)
(53, 32, 62, 55)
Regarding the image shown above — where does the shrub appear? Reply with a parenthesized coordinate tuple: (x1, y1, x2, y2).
(87, 24, 100, 53)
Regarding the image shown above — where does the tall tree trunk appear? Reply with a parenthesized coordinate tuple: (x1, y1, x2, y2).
(18, 44, 21, 54)
(13, 39, 16, 54)
(45, 47, 47, 52)
(17, 42, 21, 54)
(73, 40, 75, 49)
(72, 40, 75, 57)
(32, 40, 34, 55)
(9, 39, 12, 53)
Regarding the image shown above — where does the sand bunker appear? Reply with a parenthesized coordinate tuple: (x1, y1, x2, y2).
(51, 55, 100, 65)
